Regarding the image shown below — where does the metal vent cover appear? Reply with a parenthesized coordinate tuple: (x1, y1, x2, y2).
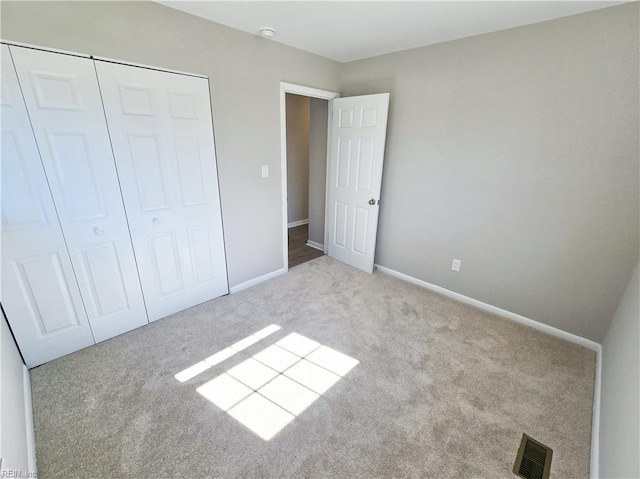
(513, 434, 553, 479)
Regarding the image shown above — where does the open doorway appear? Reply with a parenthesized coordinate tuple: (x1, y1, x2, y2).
(280, 83, 339, 271)
(285, 93, 326, 268)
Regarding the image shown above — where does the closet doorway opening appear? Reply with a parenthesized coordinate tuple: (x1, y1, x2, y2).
(280, 83, 339, 270)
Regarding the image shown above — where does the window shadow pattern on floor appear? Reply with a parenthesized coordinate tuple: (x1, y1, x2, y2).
(175, 327, 359, 440)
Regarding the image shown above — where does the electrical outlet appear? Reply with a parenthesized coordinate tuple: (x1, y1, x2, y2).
(261, 165, 269, 178)
(451, 259, 461, 272)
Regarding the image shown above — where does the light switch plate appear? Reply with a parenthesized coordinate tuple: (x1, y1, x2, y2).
(451, 259, 461, 272)
(261, 165, 269, 178)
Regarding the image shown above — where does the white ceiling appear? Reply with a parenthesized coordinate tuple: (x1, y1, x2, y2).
(157, 1, 628, 62)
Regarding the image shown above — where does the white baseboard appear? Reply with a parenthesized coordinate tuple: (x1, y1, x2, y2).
(374, 263, 602, 477)
(229, 267, 286, 294)
(23, 365, 36, 474)
(288, 219, 309, 228)
(306, 240, 324, 252)
(374, 264, 600, 351)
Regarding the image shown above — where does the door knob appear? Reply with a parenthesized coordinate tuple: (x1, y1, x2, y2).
(152, 218, 160, 225)
(93, 227, 104, 235)
(368, 199, 376, 205)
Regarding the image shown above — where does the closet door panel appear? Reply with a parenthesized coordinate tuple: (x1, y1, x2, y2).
(10, 46, 148, 342)
(1, 44, 95, 367)
(95, 62, 228, 321)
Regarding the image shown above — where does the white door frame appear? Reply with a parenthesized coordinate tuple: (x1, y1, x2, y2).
(279, 82, 339, 271)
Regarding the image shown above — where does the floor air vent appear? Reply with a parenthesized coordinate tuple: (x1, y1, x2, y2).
(513, 434, 553, 479)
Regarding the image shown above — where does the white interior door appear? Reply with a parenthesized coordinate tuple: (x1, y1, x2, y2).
(95, 61, 228, 322)
(10, 46, 148, 343)
(1, 45, 95, 367)
(326, 93, 390, 273)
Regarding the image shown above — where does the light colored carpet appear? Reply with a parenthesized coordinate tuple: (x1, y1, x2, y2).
(30, 256, 595, 478)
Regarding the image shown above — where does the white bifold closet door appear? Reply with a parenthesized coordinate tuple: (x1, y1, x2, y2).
(95, 62, 228, 322)
(10, 46, 148, 344)
(1, 45, 95, 367)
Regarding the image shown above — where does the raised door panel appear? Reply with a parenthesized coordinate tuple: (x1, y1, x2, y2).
(150, 232, 184, 296)
(1, 129, 48, 229)
(128, 133, 172, 211)
(13, 253, 82, 334)
(188, 225, 216, 284)
(333, 202, 349, 249)
(78, 242, 131, 317)
(10, 46, 148, 342)
(175, 135, 207, 207)
(355, 138, 375, 192)
(336, 137, 352, 189)
(45, 130, 107, 220)
(1, 44, 95, 367)
(95, 61, 228, 321)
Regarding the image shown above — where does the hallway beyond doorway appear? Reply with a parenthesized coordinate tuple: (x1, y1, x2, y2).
(288, 224, 323, 268)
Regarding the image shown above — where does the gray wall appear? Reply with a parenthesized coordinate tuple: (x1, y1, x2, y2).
(599, 262, 639, 478)
(0, 1, 341, 287)
(286, 94, 310, 225)
(341, 3, 639, 342)
(308, 98, 329, 246)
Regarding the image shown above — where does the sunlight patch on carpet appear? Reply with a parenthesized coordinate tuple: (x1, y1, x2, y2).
(192, 331, 359, 441)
